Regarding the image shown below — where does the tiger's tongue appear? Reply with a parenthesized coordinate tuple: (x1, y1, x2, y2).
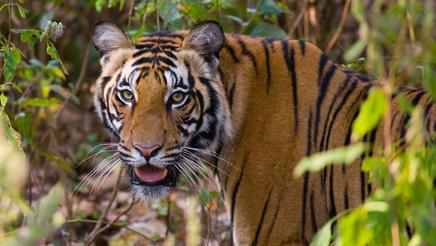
(134, 165, 167, 183)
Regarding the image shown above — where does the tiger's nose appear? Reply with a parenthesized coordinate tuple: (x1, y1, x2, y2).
(134, 144, 161, 158)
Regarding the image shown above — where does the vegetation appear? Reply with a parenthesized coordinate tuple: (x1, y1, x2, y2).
(0, 0, 434, 245)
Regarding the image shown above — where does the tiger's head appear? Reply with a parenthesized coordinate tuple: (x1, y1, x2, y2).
(92, 21, 232, 199)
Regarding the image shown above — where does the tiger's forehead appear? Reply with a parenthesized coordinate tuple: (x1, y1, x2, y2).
(133, 32, 184, 63)
(119, 33, 184, 77)
(118, 33, 191, 90)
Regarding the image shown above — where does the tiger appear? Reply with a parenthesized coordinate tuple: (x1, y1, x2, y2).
(91, 20, 436, 245)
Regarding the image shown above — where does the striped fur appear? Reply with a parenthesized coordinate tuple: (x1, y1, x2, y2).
(92, 21, 436, 245)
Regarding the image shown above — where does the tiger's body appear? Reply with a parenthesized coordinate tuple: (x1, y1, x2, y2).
(92, 21, 436, 245)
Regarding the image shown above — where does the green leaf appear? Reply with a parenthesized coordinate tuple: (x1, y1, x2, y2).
(293, 143, 366, 177)
(119, 0, 126, 10)
(352, 88, 387, 141)
(258, 0, 286, 15)
(46, 42, 68, 74)
(344, 35, 368, 62)
(199, 190, 219, 205)
(108, 0, 118, 8)
(159, 0, 183, 26)
(423, 64, 436, 101)
(41, 152, 73, 175)
(14, 111, 33, 142)
(47, 43, 60, 61)
(311, 219, 334, 246)
(95, 0, 106, 12)
(20, 97, 61, 108)
(0, 108, 23, 151)
(0, 93, 7, 108)
(398, 93, 414, 114)
(29, 183, 64, 225)
(130, 23, 146, 42)
(249, 22, 288, 39)
(3, 47, 21, 82)
(11, 28, 41, 42)
(17, 4, 28, 18)
(362, 201, 389, 212)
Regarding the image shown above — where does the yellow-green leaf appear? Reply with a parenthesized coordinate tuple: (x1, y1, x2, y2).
(293, 143, 366, 177)
(352, 88, 387, 141)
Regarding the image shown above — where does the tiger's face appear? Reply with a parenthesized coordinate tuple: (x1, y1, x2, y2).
(92, 21, 231, 199)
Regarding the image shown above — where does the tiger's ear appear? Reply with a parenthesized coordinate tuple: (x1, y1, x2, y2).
(182, 21, 224, 60)
(92, 21, 132, 56)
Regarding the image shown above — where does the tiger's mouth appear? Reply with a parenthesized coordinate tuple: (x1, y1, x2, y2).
(130, 165, 178, 187)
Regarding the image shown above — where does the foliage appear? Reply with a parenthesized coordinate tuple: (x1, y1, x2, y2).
(295, 1, 436, 245)
(0, 0, 434, 245)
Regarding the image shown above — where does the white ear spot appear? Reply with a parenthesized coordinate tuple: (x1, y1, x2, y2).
(92, 21, 132, 56)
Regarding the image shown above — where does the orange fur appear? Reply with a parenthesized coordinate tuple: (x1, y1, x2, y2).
(93, 22, 436, 245)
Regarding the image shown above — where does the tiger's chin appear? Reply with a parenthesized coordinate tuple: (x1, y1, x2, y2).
(129, 165, 179, 199)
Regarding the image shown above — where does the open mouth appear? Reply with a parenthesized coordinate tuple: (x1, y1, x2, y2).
(130, 164, 178, 187)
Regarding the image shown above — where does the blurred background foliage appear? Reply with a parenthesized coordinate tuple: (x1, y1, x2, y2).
(0, 0, 434, 245)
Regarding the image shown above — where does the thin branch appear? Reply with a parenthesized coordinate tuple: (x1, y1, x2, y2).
(325, 0, 351, 53)
(127, 0, 135, 32)
(85, 167, 124, 245)
(53, 40, 91, 129)
(289, 0, 309, 37)
(95, 200, 136, 236)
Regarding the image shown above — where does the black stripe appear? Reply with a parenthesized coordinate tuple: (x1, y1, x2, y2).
(344, 185, 349, 209)
(314, 64, 337, 153)
(328, 165, 337, 217)
(237, 38, 258, 73)
(212, 143, 224, 176)
(132, 56, 176, 67)
(281, 40, 299, 133)
(319, 75, 352, 151)
(310, 192, 318, 233)
(423, 101, 433, 132)
(298, 40, 306, 55)
(265, 192, 282, 244)
(301, 112, 313, 241)
(314, 63, 337, 194)
(228, 82, 236, 109)
(230, 152, 250, 224)
(399, 90, 426, 140)
(262, 40, 272, 93)
(324, 78, 358, 153)
(317, 54, 329, 85)
(251, 186, 273, 246)
(135, 38, 178, 45)
(101, 76, 112, 88)
(223, 44, 240, 63)
(365, 128, 377, 197)
(342, 109, 360, 176)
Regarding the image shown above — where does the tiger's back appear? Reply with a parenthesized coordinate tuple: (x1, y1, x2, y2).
(213, 33, 435, 244)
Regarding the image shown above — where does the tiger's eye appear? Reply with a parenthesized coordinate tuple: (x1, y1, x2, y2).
(171, 92, 185, 103)
(121, 90, 134, 101)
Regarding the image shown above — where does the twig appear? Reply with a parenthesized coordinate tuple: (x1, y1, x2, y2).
(165, 198, 171, 238)
(95, 199, 136, 235)
(325, 0, 351, 53)
(85, 167, 124, 245)
(67, 216, 152, 241)
(384, 26, 407, 246)
(53, 40, 91, 130)
(127, 0, 135, 32)
(289, 0, 309, 36)
(73, 41, 91, 94)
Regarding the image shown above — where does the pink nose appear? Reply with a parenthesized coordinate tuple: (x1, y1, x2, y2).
(134, 144, 161, 157)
